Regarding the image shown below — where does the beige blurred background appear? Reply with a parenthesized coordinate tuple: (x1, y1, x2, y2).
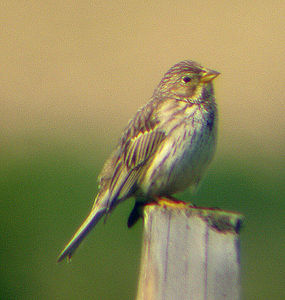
(1, 1, 284, 157)
(1, 1, 285, 300)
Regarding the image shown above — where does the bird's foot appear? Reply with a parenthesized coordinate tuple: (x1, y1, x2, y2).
(154, 196, 191, 208)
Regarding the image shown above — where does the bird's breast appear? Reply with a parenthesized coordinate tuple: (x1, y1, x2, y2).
(140, 101, 217, 196)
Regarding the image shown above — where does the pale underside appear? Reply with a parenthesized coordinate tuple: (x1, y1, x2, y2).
(96, 96, 217, 211)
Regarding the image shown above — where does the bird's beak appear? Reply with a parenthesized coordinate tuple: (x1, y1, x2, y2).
(201, 69, 220, 82)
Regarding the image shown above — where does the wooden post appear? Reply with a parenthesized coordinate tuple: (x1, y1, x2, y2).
(136, 199, 243, 300)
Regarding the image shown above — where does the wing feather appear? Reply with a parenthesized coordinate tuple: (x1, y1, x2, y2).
(97, 100, 166, 209)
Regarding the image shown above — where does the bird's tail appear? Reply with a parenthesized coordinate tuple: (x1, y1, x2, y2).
(57, 194, 107, 263)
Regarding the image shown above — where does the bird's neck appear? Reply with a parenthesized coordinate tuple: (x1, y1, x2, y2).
(186, 83, 215, 105)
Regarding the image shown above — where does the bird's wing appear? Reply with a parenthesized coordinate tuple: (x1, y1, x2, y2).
(97, 100, 166, 209)
(57, 101, 166, 262)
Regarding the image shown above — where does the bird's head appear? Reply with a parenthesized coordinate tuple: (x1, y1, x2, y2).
(155, 60, 220, 103)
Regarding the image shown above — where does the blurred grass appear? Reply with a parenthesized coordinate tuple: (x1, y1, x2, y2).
(1, 136, 284, 299)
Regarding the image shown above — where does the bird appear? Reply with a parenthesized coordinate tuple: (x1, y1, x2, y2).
(57, 60, 220, 262)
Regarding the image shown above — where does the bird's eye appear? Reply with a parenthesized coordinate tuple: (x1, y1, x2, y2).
(182, 76, 191, 83)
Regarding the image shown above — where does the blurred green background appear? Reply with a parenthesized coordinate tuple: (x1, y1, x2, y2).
(1, 1, 284, 299)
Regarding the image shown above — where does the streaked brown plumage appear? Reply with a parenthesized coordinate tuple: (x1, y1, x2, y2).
(58, 60, 220, 262)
